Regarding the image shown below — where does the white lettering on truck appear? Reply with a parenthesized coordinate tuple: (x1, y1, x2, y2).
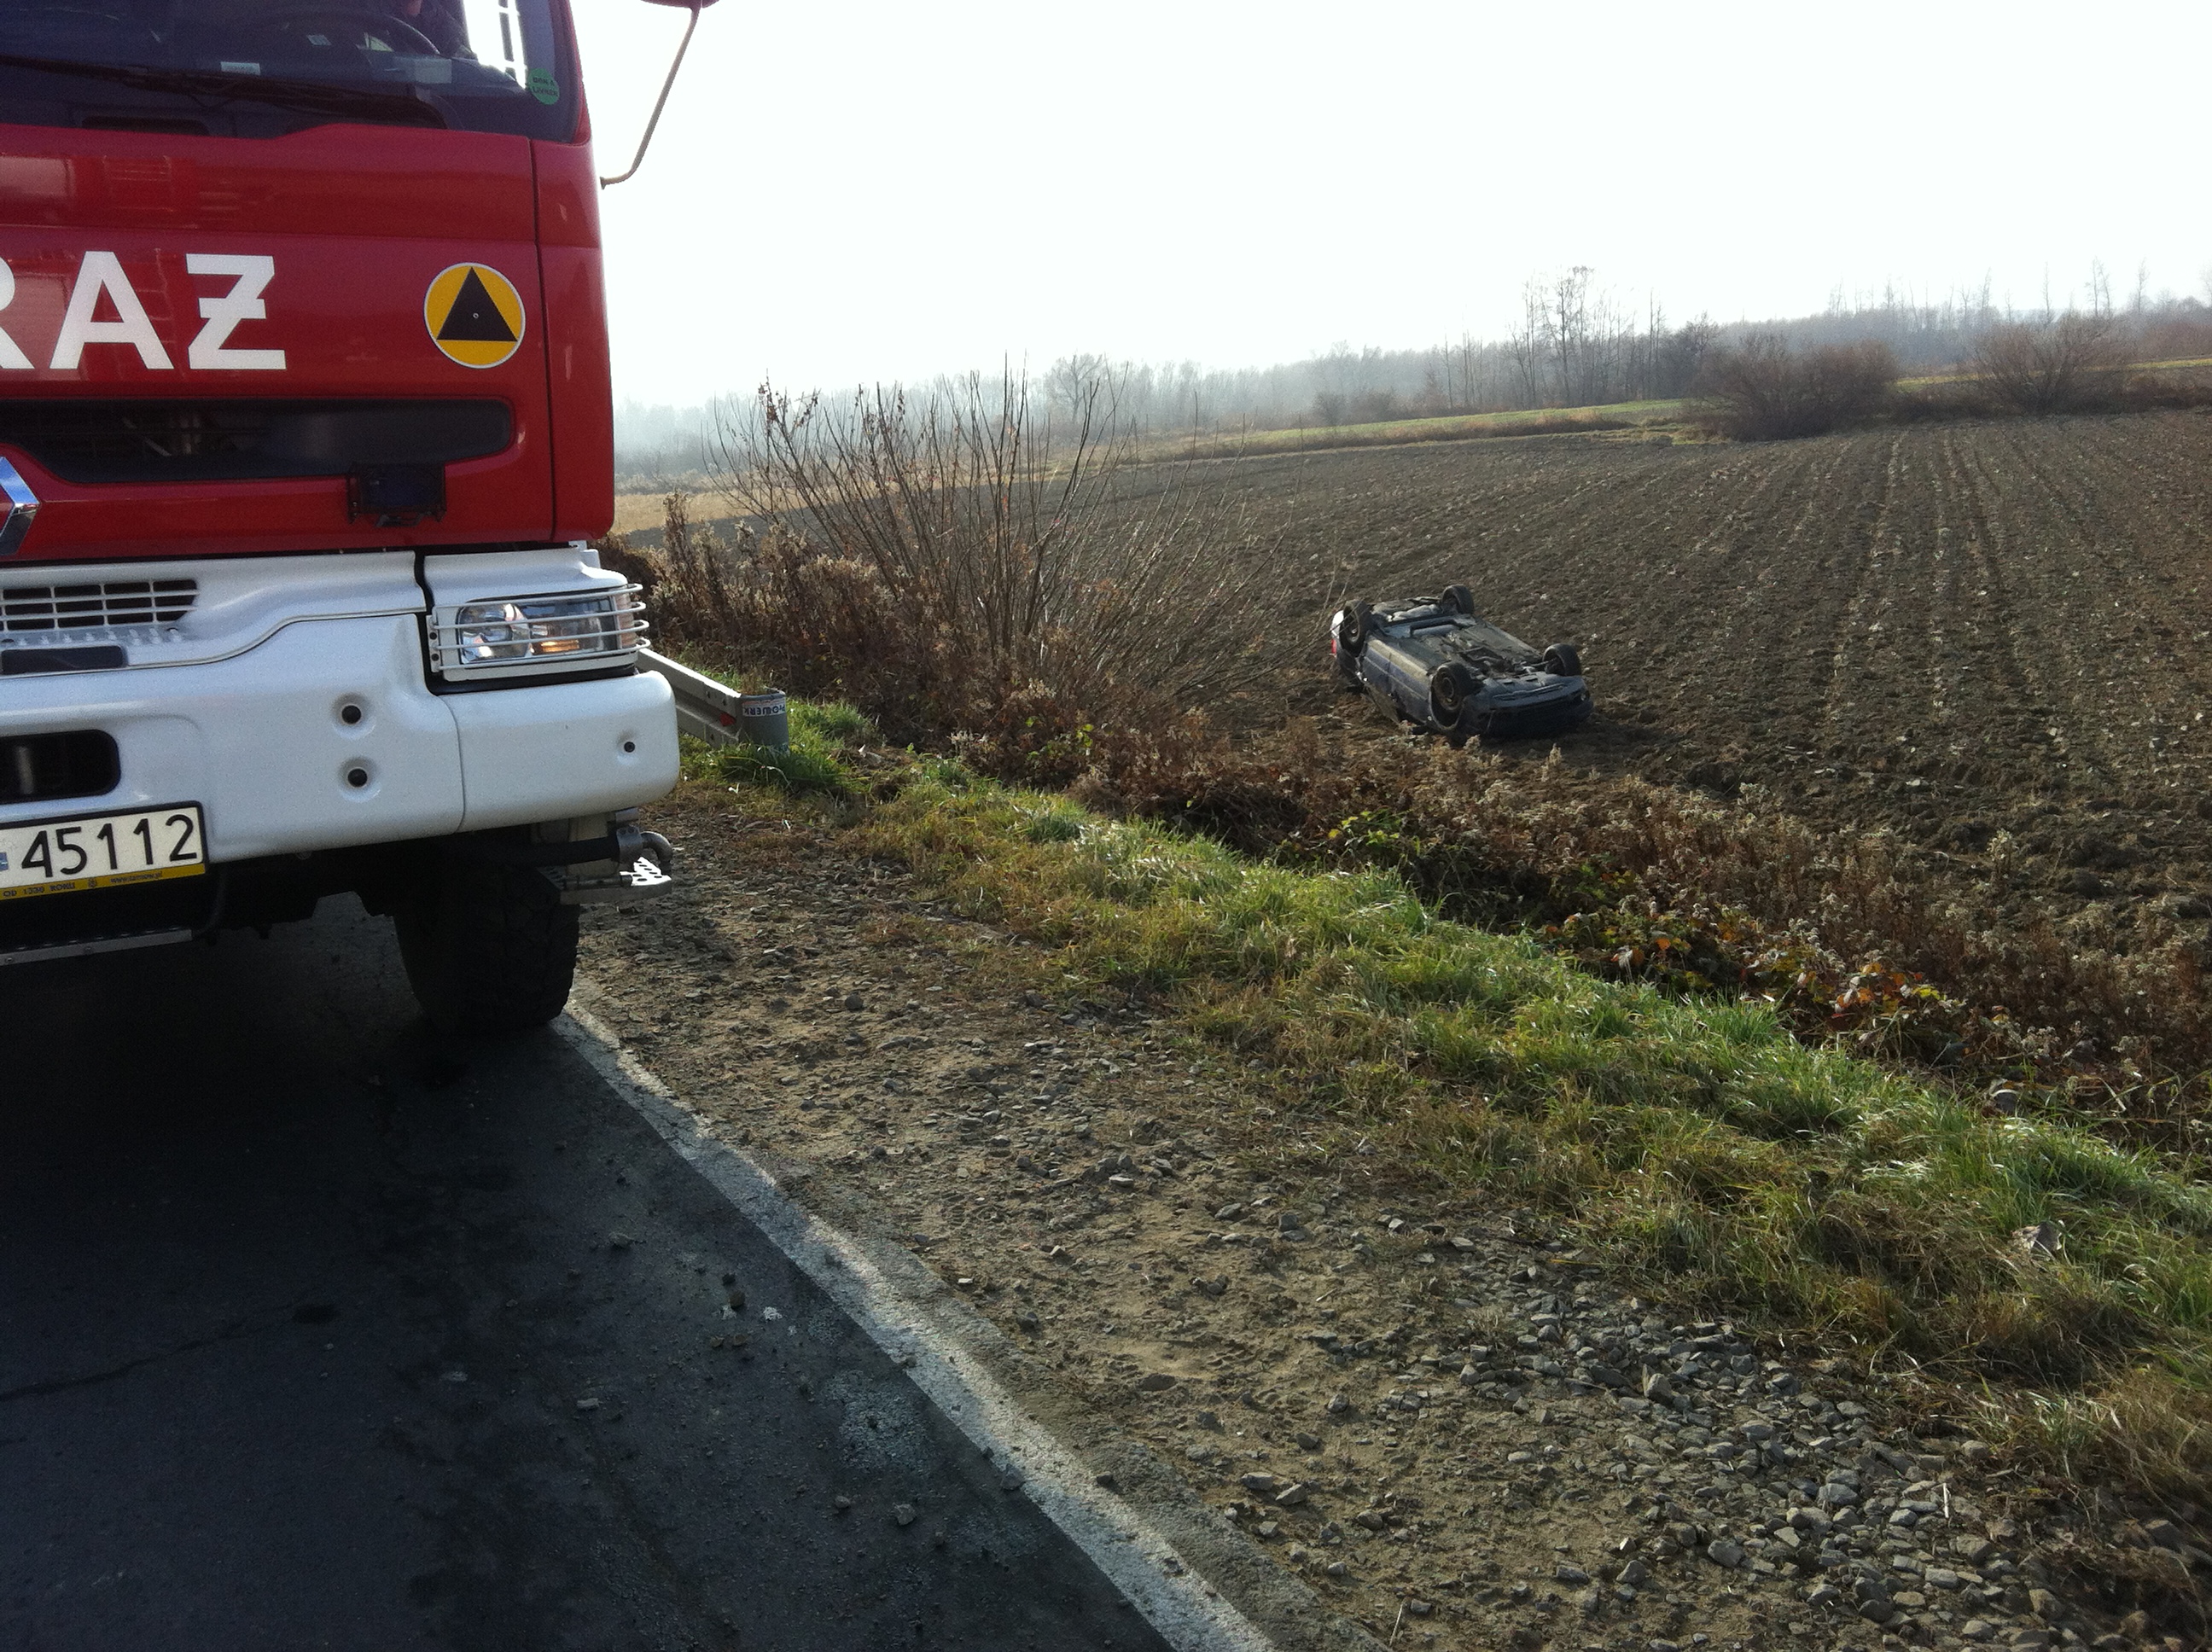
(184, 253, 284, 370)
(49, 250, 172, 370)
(0, 252, 284, 371)
(0, 260, 29, 369)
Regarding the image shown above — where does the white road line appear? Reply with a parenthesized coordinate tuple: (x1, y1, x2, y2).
(556, 1009, 1283, 1652)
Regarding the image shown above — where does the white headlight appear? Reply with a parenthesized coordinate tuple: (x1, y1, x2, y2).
(431, 584, 646, 680)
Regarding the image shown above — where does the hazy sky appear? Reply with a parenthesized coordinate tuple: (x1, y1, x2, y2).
(575, 0, 2209, 406)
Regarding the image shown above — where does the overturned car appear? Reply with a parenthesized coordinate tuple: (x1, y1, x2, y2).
(1329, 585, 1592, 744)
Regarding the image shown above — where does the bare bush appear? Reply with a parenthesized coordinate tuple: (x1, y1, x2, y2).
(1973, 312, 2126, 415)
(633, 372, 1270, 770)
(1695, 333, 1899, 439)
(599, 492, 739, 659)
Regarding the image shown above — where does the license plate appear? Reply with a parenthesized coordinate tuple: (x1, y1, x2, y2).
(0, 804, 207, 901)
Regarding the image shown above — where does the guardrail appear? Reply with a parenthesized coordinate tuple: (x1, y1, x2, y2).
(639, 649, 742, 746)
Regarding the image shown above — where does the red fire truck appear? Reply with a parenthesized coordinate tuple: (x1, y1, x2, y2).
(0, 0, 701, 1032)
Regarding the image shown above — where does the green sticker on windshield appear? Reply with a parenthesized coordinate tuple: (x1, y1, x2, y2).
(528, 66, 559, 104)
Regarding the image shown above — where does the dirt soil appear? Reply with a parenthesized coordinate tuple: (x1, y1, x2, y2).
(576, 787, 2193, 1652)
(1175, 411, 2212, 940)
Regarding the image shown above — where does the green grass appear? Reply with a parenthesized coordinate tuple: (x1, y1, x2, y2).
(857, 771, 2212, 1494)
(680, 697, 874, 797)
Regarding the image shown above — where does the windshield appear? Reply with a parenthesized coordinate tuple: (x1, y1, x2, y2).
(0, 0, 578, 138)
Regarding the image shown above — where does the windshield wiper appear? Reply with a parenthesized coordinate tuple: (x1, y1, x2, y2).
(0, 53, 445, 128)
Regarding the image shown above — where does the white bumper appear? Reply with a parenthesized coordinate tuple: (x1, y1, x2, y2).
(0, 551, 678, 861)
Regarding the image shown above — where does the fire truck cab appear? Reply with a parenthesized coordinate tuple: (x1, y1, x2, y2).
(0, 0, 682, 1032)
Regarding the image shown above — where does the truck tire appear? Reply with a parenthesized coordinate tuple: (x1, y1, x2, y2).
(1542, 642, 1584, 678)
(1441, 583, 1476, 615)
(395, 859, 579, 1036)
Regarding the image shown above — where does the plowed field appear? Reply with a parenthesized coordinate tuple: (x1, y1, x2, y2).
(1202, 411, 2212, 922)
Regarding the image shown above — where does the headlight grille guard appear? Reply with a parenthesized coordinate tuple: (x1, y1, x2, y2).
(426, 583, 648, 683)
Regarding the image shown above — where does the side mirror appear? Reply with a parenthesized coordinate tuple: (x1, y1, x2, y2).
(601, 0, 716, 187)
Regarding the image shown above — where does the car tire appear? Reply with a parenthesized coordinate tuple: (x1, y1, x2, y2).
(1331, 617, 1360, 683)
(1441, 584, 1476, 616)
(1542, 643, 1584, 678)
(1427, 661, 1479, 747)
(1338, 602, 1373, 654)
(395, 858, 579, 1036)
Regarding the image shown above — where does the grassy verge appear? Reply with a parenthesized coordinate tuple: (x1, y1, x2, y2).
(834, 770, 2212, 1502)
(679, 698, 873, 797)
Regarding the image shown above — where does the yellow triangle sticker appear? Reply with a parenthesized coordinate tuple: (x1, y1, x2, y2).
(423, 263, 525, 369)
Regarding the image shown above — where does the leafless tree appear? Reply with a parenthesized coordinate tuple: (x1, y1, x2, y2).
(1506, 278, 1547, 407)
(1549, 266, 1592, 404)
(1044, 353, 1112, 418)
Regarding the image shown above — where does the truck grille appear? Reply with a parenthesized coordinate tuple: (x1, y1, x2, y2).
(2, 579, 197, 634)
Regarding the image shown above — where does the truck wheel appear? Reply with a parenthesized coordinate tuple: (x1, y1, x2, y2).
(1441, 584, 1476, 615)
(395, 859, 579, 1036)
(1542, 642, 1584, 678)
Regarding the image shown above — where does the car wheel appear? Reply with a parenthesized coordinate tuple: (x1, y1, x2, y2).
(1542, 643, 1584, 678)
(1428, 661, 1479, 745)
(1441, 584, 1475, 616)
(1338, 602, 1373, 654)
(1330, 614, 1361, 683)
(395, 858, 579, 1036)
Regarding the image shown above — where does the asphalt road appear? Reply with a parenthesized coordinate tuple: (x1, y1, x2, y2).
(0, 899, 1172, 1652)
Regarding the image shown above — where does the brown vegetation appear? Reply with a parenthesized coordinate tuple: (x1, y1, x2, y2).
(1973, 312, 2128, 415)
(608, 374, 1270, 759)
(1694, 333, 1900, 440)
(1074, 723, 2212, 1149)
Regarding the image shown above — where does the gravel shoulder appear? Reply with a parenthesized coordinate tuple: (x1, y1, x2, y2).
(579, 786, 2198, 1652)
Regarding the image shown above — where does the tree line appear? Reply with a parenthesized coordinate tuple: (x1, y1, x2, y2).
(613, 264, 2212, 480)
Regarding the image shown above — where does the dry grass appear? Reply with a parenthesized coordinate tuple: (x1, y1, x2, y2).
(1151, 405, 1659, 462)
